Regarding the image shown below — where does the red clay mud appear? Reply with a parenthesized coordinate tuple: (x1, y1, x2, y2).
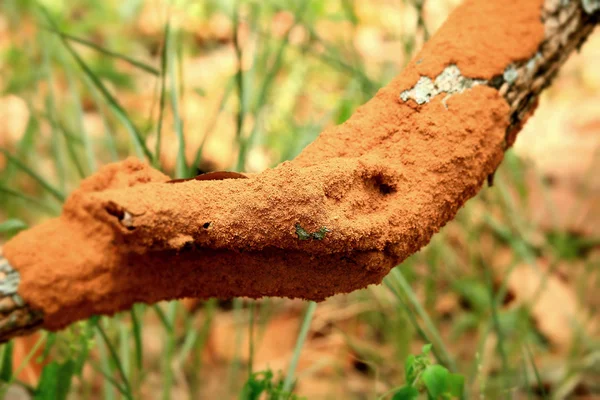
(4, 0, 546, 330)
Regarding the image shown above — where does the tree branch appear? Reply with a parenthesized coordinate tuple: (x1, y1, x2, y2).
(1, 0, 598, 341)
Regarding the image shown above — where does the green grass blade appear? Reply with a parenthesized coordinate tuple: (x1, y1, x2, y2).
(96, 332, 116, 400)
(483, 260, 510, 391)
(153, 19, 170, 171)
(168, 27, 187, 179)
(232, 4, 247, 172)
(384, 275, 442, 365)
(236, 2, 308, 171)
(42, 27, 159, 76)
(9, 332, 47, 387)
(227, 298, 245, 394)
(42, 46, 87, 180)
(175, 329, 198, 367)
(45, 113, 86, 180)
(0, 113, 39, 183)
(248, 301, 255, 378)
(0, 149, 65, 203)
(38, 6, 153, 162)
(153, 304, 174, 333)
(281, 301, 317, 395)
(61, 52, 97, 174)
(35, 360, 75, 400)
(388, 268, 457, 372)
(72, 321, 95, 377)
(0, 219, 28, 234)
(85, 81, 119, 162)
(189, 77, 234, 176)
(0, 185, 60, 215)
(0, 341, 13, 382)
(130, 306, 143, 370)
(300, 25, 378, 94)
(118, 323, 131, 385)
(523, 342, 547, 399)
(95, 321, 133, 400)
(161, 301, 178, 400)
(40, 37, 68, 191)
(90, 362, 129, 398)
(189, 299, 217, 398)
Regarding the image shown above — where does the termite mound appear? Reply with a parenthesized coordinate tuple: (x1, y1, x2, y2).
(4, 0, 548, 329)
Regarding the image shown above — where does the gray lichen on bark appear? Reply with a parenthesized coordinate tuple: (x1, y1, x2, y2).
(399, 65, 487, 105)
(497, 0, 600, 141)
(582, 0, 600, 14)
(0, 251, 43, 343)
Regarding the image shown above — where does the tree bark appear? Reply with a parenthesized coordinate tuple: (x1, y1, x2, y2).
(1, 0, 598, 341)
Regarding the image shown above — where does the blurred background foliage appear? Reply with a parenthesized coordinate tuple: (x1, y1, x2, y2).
(0, 0, 598, 398)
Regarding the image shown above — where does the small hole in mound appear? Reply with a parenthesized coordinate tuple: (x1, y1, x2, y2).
(369, 174, 396, 195)
(502, 288, 516, 306)
(378, 182, 394, 195)
(352, 358, 371, 375)
(203, 222, 211, 229)
(105, 202, 124, 219)
(105, 202, 136, 230)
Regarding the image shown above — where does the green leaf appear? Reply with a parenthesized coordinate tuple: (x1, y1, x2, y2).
(294, 224, 312, 241)
(0, 219, 28, 234)
(0, 341, 14, 382)
(446, 373, 464, 397)
(422, 365, 449, 399)
(34, 360, 75, 400)
(421, 344, 433, 355)
(391, 386, 419, 400)
(404, 354, 417, 383)
(239, 370, 273, 400)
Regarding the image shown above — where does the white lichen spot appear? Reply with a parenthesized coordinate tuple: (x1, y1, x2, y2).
(410, 77, 436, 104)
(503, 65, 519, 83)
(582, 0, 600, 13)
(399, 65, 487, 106)
(525, 52, 543, 74)
(526, 59, 536, 73)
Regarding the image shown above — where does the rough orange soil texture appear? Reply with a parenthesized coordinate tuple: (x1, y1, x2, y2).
(5, 0, 546, 330)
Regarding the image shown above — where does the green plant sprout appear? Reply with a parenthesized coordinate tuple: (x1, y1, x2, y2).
(385, 344, 464, 400)
(239, 369, 304, 400)
(294, 224, 330, 241)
